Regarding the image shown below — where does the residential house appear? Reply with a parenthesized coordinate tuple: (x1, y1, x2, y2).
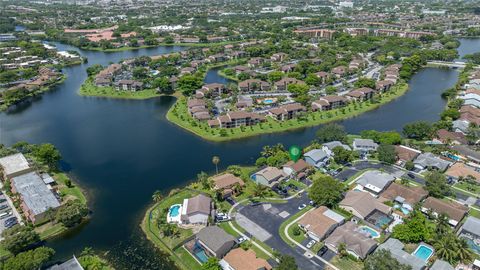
(421, 197, 468, 227)
(413, 153, 452, 171)
(212, 173, 245, 198)
(375, 80, 394, 92)
(376, 238, 428, 270)
(282, 159, 311, 180)
(238, 79, 270, 92)
(352, 138, 378, 152)
(236, 95, 253, 109)
(233, 65, 250, 75)
(331, 66, 347, 78)
(430, 260, 454, 270)
(314, 71, 330, 84)
(187, 99, 210, 121)
(220, 248, 272, 270)
(201, 83, 226, 97)
(196, 226, 236, 258)
(380, 183, 428, 211)
(344, 28, 369, 37)
(250, 166, 286, 187)
(304, 149, 330, 169)
(11, 171, 61, 224)
(346, 87, 374, 101)
(322, 141, 351, 157)
(355, 170, 395, 195)
(339, 190, 392, 220)
(394, 145, 421, 166)
(114, 80, 143, 91)
(298, 206, 345, 241)
(274, 78, 305, 91)
(457, 216, 480, 253)
(181, 194, 212, 225)
(311, 96, 348, 111)
(248, 57, 265, 68)
(207, 112, 265, 128)
(445, 163, 480, 183)
(0, 153, 34, 180)
(268, 103, 306, 121)
(280, 64, 297, 73)
(270, 53, 287, 62)
(324, 221, 377, 260)
(47, 255, 84, 270)
(435, 129, 468, 145)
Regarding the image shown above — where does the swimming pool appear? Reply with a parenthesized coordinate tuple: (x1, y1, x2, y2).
(169, 204, 181, 217)
(263, 99, 275, 104)
(412, 244, 434, 261)
(465, 238, 480, 254)
(359, 226, 380, 238)
(193, 243, 209, 263)
(394, 204, 411, 215)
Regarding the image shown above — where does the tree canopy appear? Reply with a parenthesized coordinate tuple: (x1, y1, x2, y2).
(316, 124, 347, 143)
(308, 174, 345, 208)
(2, 225, 40, 254)
(364, 249, 412, 270)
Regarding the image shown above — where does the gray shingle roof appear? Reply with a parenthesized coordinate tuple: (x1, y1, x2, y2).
(430, 260, 454, 270)
(197, 226, 235, 253)
(304, 149, 329, 163)
(356, 170, 395, 191)
(461, 216, 480, 236)
(414, 153, 451, 171)
(11, 172, 60, 215)
(376, 238, 426, 270)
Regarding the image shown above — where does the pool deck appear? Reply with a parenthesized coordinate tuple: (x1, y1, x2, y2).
(412, 242, 434, 261)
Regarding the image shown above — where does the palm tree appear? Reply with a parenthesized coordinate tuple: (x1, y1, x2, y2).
(212, 156, 220, 174)
(436, 213, 450, 236)
(81, 247, 95, 257)
(455, 238, 474, 264)
(338, 242, 347, 258)
(152, 190, 163, 203)
(252, 183, 268, 199)
(434, 237, 456, 264)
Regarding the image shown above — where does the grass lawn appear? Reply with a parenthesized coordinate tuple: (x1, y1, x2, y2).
(174, 246, 202, 269)
(167, 83, 409, 142)
(218, 222, 241, 237)
(330, 255, 363, 270)
(278, 206, 313, 247)
(54, 172, 87, 205)
(35, 222, 67, 240)
(287, 223, 307, 244)
(454, 181, 480, 194)
(79, 78, 162, 99)
(468, 208, 480, 219)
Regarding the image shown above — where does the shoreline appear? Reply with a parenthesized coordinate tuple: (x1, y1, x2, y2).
(166, 83, 410, 142)
(78, 41, 242, 52)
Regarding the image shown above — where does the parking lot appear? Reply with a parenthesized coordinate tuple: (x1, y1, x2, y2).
(235, 193, 330, 270)
(0, 192, 22, 238)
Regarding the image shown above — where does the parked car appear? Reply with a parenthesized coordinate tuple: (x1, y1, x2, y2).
(226, 197, 236, 206)
(0, 211, 11, 220)
(0, 199, 6, 203)
(298, 204, 307, 210)
(318, 245, 328, 256)
(5, 220, 17, 228)
(308, 200, 315, 206)
(250, 201, 262, 207)
(306, 239, 317, 249)
(407, 173, 415, 179)
(236, 236, 247, 244)
(0, 204, 8, 211)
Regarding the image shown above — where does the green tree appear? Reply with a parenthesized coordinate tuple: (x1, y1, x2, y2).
(403, 121, 434, 140)
(2, 225, 40, 254)
(377, 144, 396, 164)
(212, 156, 220, 174)
(305, 73, 321, 86)
(152, 77, 172, 93)
(32, 143, 61, 169)
(197, 171, 210, 189)
(178, 75, 203, 96)
(364, 249, 412, 270)
(425, 171, 450, 198)
(434, 233, 474, 265)
(405, 160, 415, 171)
(252, 183, 268, 199)
(152, 190, 163, 202)
(441, 108, 461, 120)
(86, 64, 104, 76)
(202, 257, 222, 270)
(308, 174, 345, 207)
(325, 86, 337, 95)
(55, 200, 89, 227)
(268, 71, 284, 82)
(3, 247, 55, 270)
(392, 210, 433, 243)
(354, 77, 376, 89)
(332, 146, 353, 164)
(276, 255, 298, 270)
(316, 124, 347, 143)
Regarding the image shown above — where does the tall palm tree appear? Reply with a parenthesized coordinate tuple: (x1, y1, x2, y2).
(152, 190, 163, 203)
(212, 156, 220, 174)
(253, 183, 268, 199)
(81, 247, 95, 257)
(436, 213, 450, 236)
(455, 238, 474, 264)
(434, 237, 456, 264)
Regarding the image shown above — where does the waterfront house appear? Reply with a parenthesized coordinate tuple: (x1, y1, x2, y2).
(114, 80, 143, 91)
(47, 255, 84, 270)
(311, 95, 348, 111)
(268, 103, 306, 121)
(0, 153, 34, 180)
(339, 190, 391, 220)
(355, 170, 395, 195)
(220, 248, 272, 270)
(298, 206, 345, 241)
(207, 111, 265, 128)
(435, 129, 468, 145)
(303, 149, 330, 169)
(201, 83, 226, 97)
(196, 226, 236, 258)
(251, 166, 286, 187)
(212, 173, 245, 198)
(324, 221, 377, 260)
(352, 138, 378, 152)
(421, 197, 468, 227)
(322, 141, 351, 157)
(380, 183, 428, 209)
(376, 238, 427, 270)
(11, 171, 61, 224)
(282, 159, 311, 180)
(346, 87, 374, 101)
(375, 80, 394, 92)
(413, 153, 452, 172)
(445, 163, 480, 183)
(181, 194, 212, 225)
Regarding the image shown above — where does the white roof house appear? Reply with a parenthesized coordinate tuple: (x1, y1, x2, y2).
(352, 139, 378, 152)
(356, 170, 395, 195)
(0, 153, 34, 179)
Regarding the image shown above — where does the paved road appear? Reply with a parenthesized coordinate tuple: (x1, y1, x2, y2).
(236, 193, 328, 270)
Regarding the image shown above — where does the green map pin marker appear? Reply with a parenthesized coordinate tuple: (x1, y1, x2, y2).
(289, 145, 302, 162)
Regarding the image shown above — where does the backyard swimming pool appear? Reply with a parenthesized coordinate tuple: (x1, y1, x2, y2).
(359, 226, 380, 238)
(412, 244, 434, 261)
(394, 204, 411, 215)
(167, 204, 182, 223)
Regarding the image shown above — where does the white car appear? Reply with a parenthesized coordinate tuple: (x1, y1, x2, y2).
(306, 239, 317, 249)
(298, 204, 307, 210)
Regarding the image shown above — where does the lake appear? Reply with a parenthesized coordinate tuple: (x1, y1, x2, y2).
(0, 39, 472, 269)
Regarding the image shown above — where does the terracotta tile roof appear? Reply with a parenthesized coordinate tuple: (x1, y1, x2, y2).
(394, 145, 421, 162)
(212, 173, 245, 190)
(298, 206, 343, 240)
(445, 163, 480, 182)
(380, 183, 428, 205)
(223, 248, 272, 270)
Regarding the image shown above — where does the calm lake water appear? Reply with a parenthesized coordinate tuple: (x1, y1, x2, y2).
(0, 40, 472, 269)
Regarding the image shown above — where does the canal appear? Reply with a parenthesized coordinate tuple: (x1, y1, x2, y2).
(0, 40, 470, 268)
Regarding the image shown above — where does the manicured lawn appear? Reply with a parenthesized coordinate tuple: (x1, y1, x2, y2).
(278, 206, 313, 247)
(54, 172, 87, 204)
(330, 255, 363, 270)
(468, 208, 480, 219)
(218, 222, 241, 237)
(174, 246, 202, 269)
(36, 222, 67, 240)
(79, 78, 162, 99)
(287, 223, 307, 244)
(167, 83, 409, 141)
(454, 181, 480, 194)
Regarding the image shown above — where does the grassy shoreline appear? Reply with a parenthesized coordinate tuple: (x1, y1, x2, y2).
(80, 41, 242, 52)
(166, 83, 409, 142)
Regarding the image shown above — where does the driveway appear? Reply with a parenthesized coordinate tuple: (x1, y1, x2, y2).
(236, 193, 327, 270)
